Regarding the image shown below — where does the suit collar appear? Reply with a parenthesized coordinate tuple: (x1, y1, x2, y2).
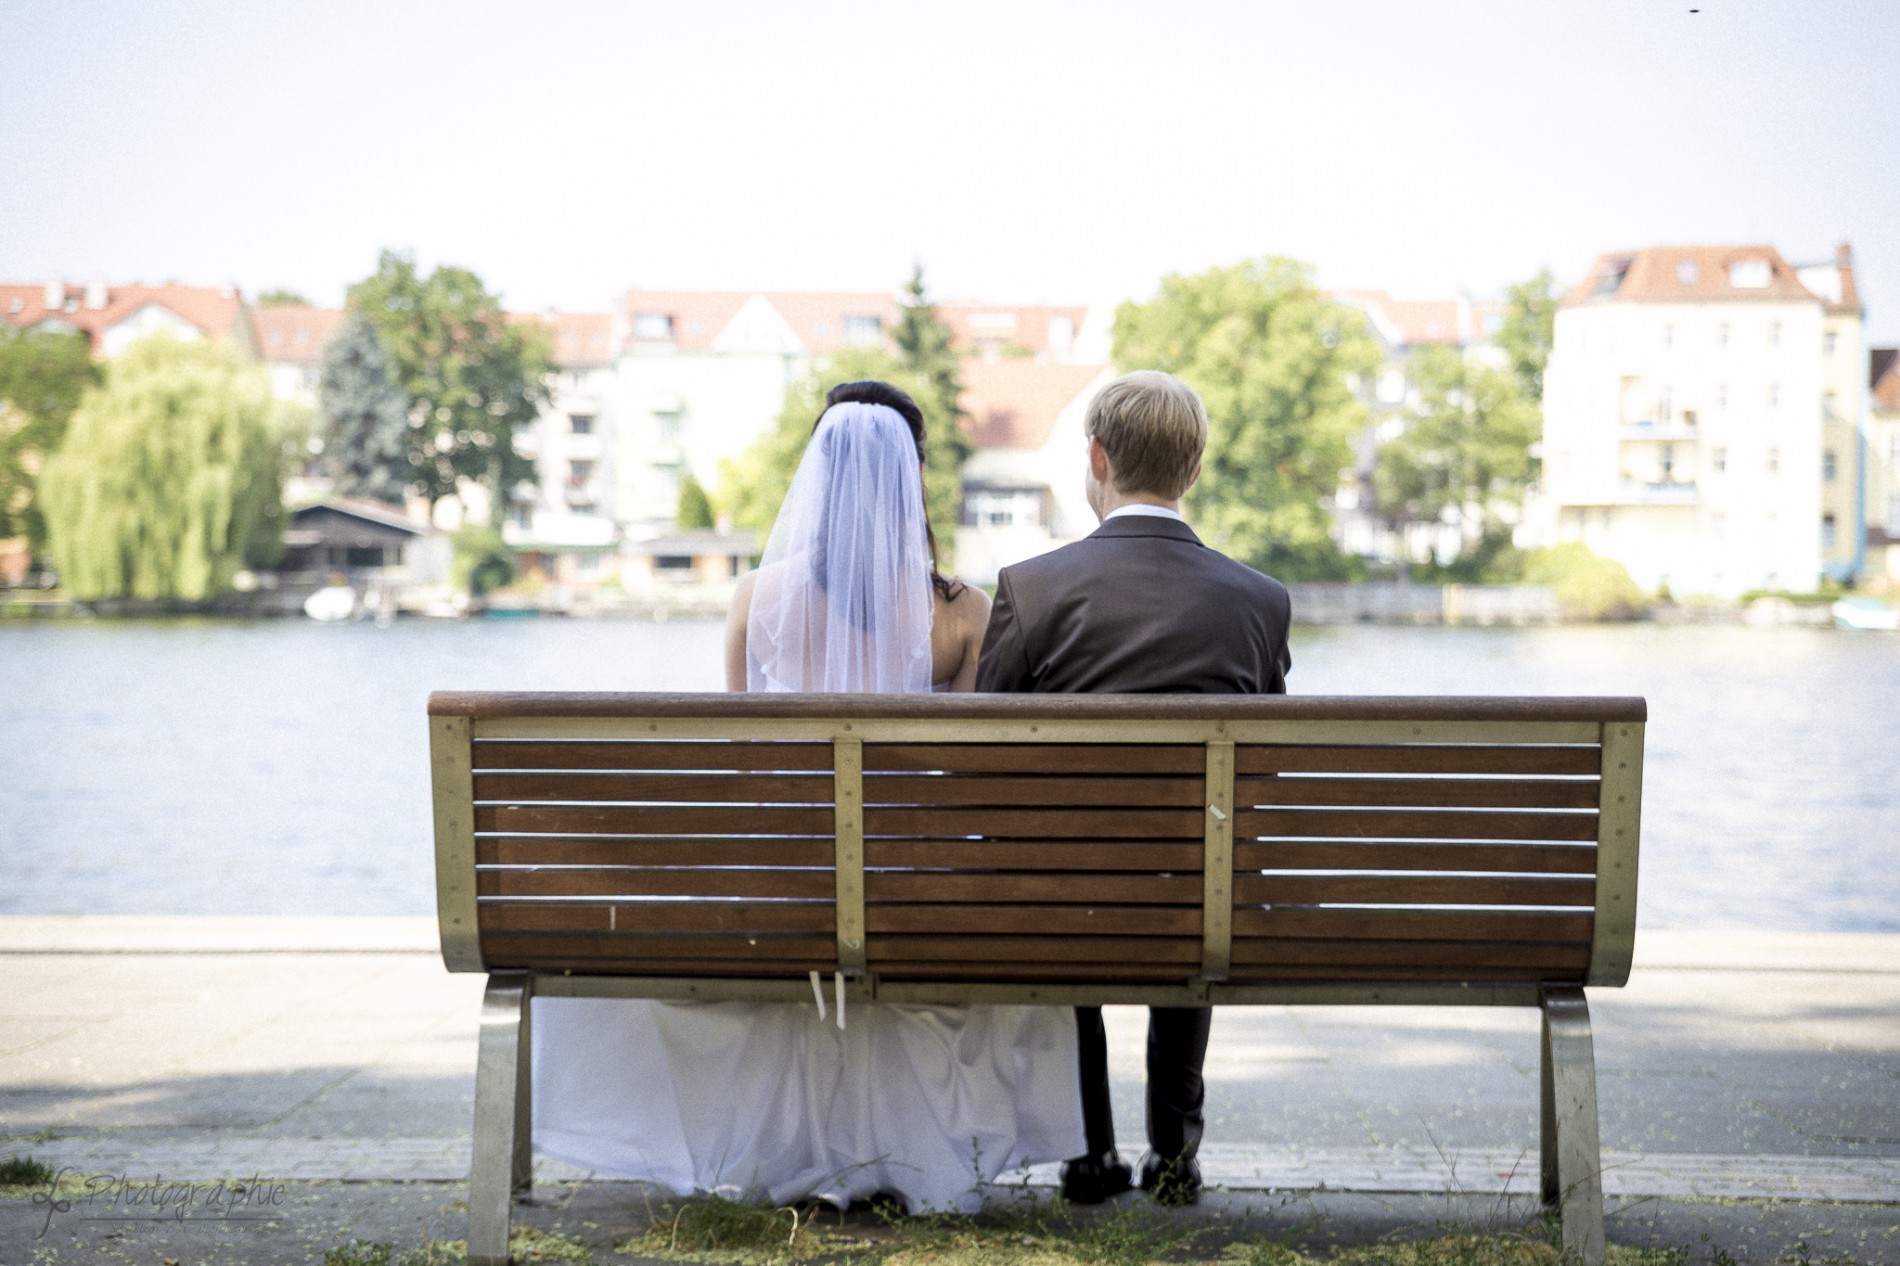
(1086, 515, 1203, 546)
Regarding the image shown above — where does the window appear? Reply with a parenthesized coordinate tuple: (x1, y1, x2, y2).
(1715, 383, 1728, 408)
(633, 312, 674, 340)
(1767, 321, 1781, 347)
(1729, 260, 1771, 289)
(1659, 388, 1673, 421)
(842, 313, 883, 344)
(654, 555, 694, 572)
(1823, 450, 1837, 482)
(1822, 514, 1837, 548)
(655, 411, 681, 441)
(1824, 390, 1839, 420)
(1766, 383, 1779, 409)
(1682, 409, 1698, 429)
(1716, 322, 1729, 346)
(567, 460, 594, 488)
(1889, 496, 1900, 535)
(1712, 446, 1727, 473)
(569, 414, 595, 435)
(1676, 259, 1699, 286)
(1661, 445, 1676, 480)
(1766, 446, 1780, 474)
(1662, 322, 1674, 348)
(1824, 330, 1837, 356)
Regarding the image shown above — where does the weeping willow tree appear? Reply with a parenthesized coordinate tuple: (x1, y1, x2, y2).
(40, 335, 283, 600)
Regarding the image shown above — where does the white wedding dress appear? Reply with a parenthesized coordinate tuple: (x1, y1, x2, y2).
(530, 400, 1084, 1211)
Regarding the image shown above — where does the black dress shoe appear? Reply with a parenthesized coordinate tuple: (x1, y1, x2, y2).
(1058, 1152, 1133, 1204)
(1139, 1152, 1202, 1207)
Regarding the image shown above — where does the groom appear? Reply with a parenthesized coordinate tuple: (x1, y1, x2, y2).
(975, 369, 1292, 1206)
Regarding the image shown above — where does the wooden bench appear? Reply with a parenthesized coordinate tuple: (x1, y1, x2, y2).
(429, 691, 1646, 1266)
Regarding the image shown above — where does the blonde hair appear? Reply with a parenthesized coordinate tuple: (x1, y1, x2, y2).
(1085, 371, 1208, 499)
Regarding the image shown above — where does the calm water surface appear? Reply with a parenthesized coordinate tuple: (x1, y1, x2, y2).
(2, 619, 1896, 931)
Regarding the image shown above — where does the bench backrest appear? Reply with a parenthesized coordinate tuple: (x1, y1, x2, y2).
(429, 693, 1645, 1005)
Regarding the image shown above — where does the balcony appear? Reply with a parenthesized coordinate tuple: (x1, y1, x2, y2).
(1613, 479, 1699, 506)
(1617, 419, 1700, 443)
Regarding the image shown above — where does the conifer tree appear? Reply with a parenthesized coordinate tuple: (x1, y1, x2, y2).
(317, 313, 412, 505)
(40, 335, 282, 600)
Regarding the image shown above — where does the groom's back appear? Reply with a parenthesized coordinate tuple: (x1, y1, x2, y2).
(976, 516, 1290, 696)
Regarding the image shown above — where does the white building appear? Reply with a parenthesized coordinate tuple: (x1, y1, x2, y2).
(955, 359, 1114, 585)
(1537, 244, 1862, 598)
(253, 304, 345, 408)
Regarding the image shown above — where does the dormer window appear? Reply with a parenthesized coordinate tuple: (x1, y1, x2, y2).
(1729, 259, 1771, 289)
(1676, 259, 1699, 285)
(633, 313, 674, 340)
(842, 314, 883, 344)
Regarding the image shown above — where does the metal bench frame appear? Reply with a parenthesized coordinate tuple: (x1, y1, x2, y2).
(429, 693, 1645, 1266)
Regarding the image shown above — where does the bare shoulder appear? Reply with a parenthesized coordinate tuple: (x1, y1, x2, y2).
(941, 576, 992, 633)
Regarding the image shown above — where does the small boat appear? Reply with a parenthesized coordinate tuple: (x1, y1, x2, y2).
(303, 584, 357, 622)
(1831, 597, 1900, 632)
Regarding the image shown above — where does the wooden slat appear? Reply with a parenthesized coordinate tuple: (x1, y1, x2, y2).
(478, 901, 833, 935)
(481, 954, 838, 977)
(1238, 745, 1601, 776)
(866, 904, 1201, 936)
(1238, 776, 1600, 810)
(1236, 808, 1599, 842)
(1223, 963, 1576, 983)
(868, 935, 1204, 964)
(1231, 938, 1592, 970)
(864, 807, 1202, 839)
(866, 840, 1203, 871)
(1235, 841, 1598, 874)
(474, 804, 834, 835)
(872, 961, 1197, 982)
(474, 772, 834, 803)
(474, 741, 834, 772)
(1233, 907, 1593, 942)
(865, 873, 1202, 904)
(480, 932, 837, 961)
(865, 744, 1206, 774)
(1234, 874, 1597, 907)
(863, 774, 1203, 807)
(478, 838, 834, 867)
(478, 869, 835, 899)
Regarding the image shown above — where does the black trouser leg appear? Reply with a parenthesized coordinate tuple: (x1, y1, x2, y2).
(1073, 1005, 1117, 1158)
(1146, 1006, 1212, 1160)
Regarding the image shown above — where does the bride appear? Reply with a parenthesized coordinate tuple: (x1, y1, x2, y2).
(531, 381, 1085, 1212)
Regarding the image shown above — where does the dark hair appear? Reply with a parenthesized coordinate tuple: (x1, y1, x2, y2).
(819, 380, 961, 600)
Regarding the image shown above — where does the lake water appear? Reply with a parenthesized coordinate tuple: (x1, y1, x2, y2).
(2, 618, 1896, 932)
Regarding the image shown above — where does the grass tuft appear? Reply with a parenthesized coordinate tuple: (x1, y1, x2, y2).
(620, 1193, 856, 1265)
(0, 1155, 55, 1186)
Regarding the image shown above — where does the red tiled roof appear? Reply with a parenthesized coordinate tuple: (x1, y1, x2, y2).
(621, 290, 898, 355)
(1328, 291, 1508, 348)
(960, 360, 1109, 452)
(1560, 245, 1819, 307)
(767, 292, 899, 355)
(510, 310, 614, 368)
(939, 303, 1090, 357)
(1872, 348, 1900, 413)
(0, 281, 250, 352)
(254, 305, 345, 367)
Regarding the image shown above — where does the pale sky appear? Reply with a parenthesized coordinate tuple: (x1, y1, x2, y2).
(4, 0, 1897, 342)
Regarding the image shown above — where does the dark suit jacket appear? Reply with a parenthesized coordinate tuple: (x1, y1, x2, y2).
(975, 514, 1291, 695)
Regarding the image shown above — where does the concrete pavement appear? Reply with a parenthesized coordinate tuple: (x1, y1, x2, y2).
(2, 917, 1897, 1263)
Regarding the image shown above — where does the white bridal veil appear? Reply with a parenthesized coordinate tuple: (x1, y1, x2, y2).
(746, 401, 934, 693)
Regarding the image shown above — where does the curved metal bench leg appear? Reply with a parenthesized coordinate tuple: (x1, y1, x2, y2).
(469, 972, 531, 1266)
(1540, 985, 1606, 1266)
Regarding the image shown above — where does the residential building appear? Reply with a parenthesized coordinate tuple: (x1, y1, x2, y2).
(1793, 245, 1867, 581)
(253, 304, 346, 406)
(1, 280, 256, 358)
(612, 289, 900, 529)
(955, 359, 1114, 585)
(1537, 243, 1861, 598)
(937, 303, 1096, 363)
(1327, 289, 1510, 564)
(1869, 348, 1900, 585)
(504, 311, 621, 594)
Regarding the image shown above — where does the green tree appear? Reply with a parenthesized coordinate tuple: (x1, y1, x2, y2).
(255, 288, 310, 306)
(1374, 344, 1541, 570)
(1495, 269, 1556, 401)
(40, 335, 283, 600)
(675, 471, 716, 529)
(346, 250, 552, 521)
(0, 327, 100, 553)
(723, 272, 970, 560)
(1112, 257, 1379, 579)
(317, 313, 412, 505)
